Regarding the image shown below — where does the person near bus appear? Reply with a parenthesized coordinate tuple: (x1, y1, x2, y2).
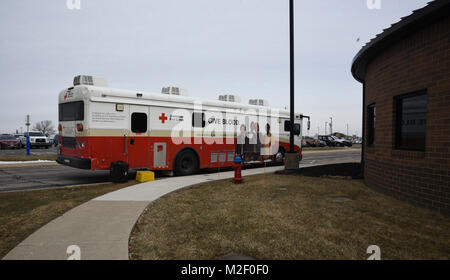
(260, 123, 273, 158)
(235, 124, 249, 159)
(247, 122, 258, 161)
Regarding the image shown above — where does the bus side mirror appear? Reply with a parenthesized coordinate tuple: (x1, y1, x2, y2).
(307, 120, 310, 131)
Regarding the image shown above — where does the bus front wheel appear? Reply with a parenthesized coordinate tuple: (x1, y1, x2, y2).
(173, 149, 199, 176)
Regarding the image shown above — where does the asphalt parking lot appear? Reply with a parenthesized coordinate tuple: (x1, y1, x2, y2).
(0, 146, 57, 156)
(0, 149, 361, 192)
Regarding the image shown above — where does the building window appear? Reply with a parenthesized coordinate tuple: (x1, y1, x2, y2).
(192, 112, 205, 128)
(131, 113, 147, 133)
(395, 90, 427, 150)
(367, 104, 376, 146)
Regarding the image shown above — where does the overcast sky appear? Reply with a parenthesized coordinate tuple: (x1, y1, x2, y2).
(0, 0, 430, 136)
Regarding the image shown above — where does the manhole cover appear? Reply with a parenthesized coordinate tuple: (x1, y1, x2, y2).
(329, 196, 351, 202)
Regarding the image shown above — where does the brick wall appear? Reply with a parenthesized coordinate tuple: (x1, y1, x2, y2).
(363, 15, 450, 214)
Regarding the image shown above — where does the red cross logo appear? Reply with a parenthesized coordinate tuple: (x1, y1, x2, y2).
(159, 113, 168, 124)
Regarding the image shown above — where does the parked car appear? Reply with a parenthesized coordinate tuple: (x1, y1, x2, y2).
(302, 139, 309, 147)
(318, 135, 338, 147)
(316, 139, 327, 147)
(341, 138, 353, 147)
(18, 134, 26, 147)
(0, 134, 21, 149)
(22, 131, 51, 149)
(303, 136, 326, 147)
(330, 136, 352, 147)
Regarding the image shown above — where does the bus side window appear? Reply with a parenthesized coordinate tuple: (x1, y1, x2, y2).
(131, 113, 147, 133)
(192, 112, 205, 128)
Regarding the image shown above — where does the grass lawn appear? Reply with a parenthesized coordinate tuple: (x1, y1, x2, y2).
(0, 154, 57, 161)
(0, 181, 136, 258)
(129, 174, 450, 260)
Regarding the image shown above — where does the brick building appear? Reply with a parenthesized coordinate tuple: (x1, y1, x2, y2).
(351, 0, 450, 214)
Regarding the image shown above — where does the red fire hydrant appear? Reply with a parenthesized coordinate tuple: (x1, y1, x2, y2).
(233, 155, 243, 184)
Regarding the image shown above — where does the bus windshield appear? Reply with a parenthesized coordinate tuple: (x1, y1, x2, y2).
(59, 101, 84, 121)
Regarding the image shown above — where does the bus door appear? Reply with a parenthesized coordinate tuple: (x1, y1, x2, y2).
(127, 105, 150, 169)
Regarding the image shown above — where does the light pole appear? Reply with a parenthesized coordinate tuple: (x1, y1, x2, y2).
(285, 0, 299, 170)
(329, 117, 333, 135)
(25, 115, 30, 133)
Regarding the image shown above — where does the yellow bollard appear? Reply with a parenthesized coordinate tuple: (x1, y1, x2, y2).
(136, 171, 155, 182)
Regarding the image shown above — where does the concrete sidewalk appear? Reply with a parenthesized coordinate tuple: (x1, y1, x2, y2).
(3, 160, 356, 260)
(3, 166, 284, 260)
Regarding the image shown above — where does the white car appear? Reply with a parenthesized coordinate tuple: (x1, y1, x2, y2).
(330, 136, 353, 147)
(20, 131, 51, 149)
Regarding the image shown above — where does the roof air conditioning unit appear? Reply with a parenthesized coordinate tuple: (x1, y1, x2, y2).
(249, 99, 269, 107)
(73, 75, 107, 87)
(218, 94, 241, 103)
(161, 87, 188, 96)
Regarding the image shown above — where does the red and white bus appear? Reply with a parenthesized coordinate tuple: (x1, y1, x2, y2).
(57, 75, 306, 181)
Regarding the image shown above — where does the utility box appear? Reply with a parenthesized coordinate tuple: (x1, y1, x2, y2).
(136, 171, 155, 182)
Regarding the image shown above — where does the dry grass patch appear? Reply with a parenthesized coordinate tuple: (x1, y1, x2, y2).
(0, 181, 136, 258)
(129, 174, 449, 260)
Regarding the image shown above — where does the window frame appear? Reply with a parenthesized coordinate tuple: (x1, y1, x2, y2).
(367, 103, 376, 146)
(192, 112, 205, 128)
(131, 112, 148, 133)
(394, 90, 427, 151)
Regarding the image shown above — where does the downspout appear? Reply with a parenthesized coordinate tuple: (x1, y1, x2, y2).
(361, 82, 365, 177)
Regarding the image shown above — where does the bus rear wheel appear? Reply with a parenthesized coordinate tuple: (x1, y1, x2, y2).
(174, 150, 198, 176)
(110, 161, 129, 183)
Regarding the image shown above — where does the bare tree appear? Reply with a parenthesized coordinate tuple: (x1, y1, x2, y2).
(32, 120, 56, 136)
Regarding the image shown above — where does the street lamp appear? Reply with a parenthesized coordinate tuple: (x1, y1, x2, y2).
(285, 0, 299, 170)
(329, 117, 333, 135)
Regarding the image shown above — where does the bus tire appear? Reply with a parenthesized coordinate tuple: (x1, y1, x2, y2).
(173, 149, 199, 176)
(275, 147, 285, 164)
(110, 161, 129, 183)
